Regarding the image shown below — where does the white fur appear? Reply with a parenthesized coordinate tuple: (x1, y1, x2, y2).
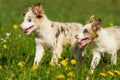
(77, 23, 119, 74)
(20, 7, 83, 65)
(90, 29, 117, 74)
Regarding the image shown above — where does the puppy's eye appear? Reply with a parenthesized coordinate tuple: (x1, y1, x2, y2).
(28, 19, 32, 22)
(36, 15, 42, 18)
(83, 29, 89, 33)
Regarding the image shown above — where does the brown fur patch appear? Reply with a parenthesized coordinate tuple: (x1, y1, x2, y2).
(90, 18, 101, 39)
(32, 3, 44, 16)
(55, 29, 60, 38)
(36, 14, 43, 18)
(66, 28, 69, 32)
(23, 7, 31, 16)
(92, 18, 101, 31)
(51, 23, 54, 28)
(88, 15, 95, 23)
(61, 26, 65, 33)
(90, 30, 98, 39)
(83, 28, 98, 40)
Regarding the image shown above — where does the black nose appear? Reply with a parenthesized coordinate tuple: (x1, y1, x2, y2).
(75, 35, 78, 39)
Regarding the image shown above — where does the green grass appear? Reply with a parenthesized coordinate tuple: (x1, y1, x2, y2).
(1, 0, 120, 80)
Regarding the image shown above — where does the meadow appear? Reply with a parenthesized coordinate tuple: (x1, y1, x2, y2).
(1, 0, 120, 80)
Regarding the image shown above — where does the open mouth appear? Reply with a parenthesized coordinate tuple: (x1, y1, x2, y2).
(78, 38, 90, 47)
(24, 25, 35, 35)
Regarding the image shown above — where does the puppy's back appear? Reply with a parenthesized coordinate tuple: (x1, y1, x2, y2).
(105, 26, 120, 49)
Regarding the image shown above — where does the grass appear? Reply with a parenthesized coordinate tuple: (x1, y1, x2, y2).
(0, 0, 120, 80)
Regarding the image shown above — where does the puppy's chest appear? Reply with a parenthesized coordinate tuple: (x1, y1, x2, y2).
(35, 29, 55, 47)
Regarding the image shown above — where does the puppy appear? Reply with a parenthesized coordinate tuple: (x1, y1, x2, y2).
(76, 16, 120, 74)
(20, 3, 83, 66)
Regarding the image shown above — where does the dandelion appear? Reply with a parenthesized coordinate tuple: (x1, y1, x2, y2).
(57, 74, 65, 79)
(109, 22, 114, 27)
(3, 44, 7, 49)
(67, 72, 74, 77)
(6, 32, 11, 37)
(108, 71, 114, 76)
(1, 38, 6, 43)
(100, 72, 107, 77)
(67, 78, 73, 80)
(71, 59, 76, 65)
(13, 24, 18, 29)
(0, 65, 2, 70)
(18, 61, 25, 67)
(18, 35, 21, 37)
(32, 64, 38, 70)
(60, 59, 68, 66)
(113, 70, 120, 75)
(58, 56, 62, 59)
(49, 61, 55, 66)
(7, 77, 12, 80)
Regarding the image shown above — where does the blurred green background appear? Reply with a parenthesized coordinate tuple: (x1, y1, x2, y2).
(0, 0, 120, 80)
(0, 0, 120, 26)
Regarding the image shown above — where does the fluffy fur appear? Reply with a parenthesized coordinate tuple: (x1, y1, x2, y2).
(20, 3, 83, 65)
(76, 16, 120, 74)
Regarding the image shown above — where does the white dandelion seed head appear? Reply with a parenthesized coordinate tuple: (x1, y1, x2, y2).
(18, 35, 21, 37)
(6, 32, 11, 37)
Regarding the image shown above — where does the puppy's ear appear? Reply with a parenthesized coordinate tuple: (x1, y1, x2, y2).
(23, 7, 31, 16)
(32, 3, 44, 15)
(88, 15, 95, 23)
(92, 18, 102, 31)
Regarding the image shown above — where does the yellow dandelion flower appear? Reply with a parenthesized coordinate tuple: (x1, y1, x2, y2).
(49, 61, 55, 66)
(58, 56, 62, 59)
(67, 78, 73, 80)
(100, 72, 107, 77)
(32, 64, 38, 70)
(18, 61, 25, 67)
(109, 22, 114, 27)
(108, 71, 114, 76)
(67, 72, 74, 77)
(113, 70, 120, 75)
(57, 74, 65, 79)
(13, 24, 18, 29)
(7, 78, 12, 80)
(71, 59, 76, 65)
(3, 44, 7, 49)
(0, 65, 2, 70)
(60, 59, 67, 66)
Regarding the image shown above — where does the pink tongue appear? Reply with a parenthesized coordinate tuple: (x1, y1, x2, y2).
(25, 26, 33, 34)
(25, 29, 30, 33)
(79, 39, 88, 46)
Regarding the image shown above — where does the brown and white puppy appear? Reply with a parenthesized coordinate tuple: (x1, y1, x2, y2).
(76, 16, 120, 74)
(20, 3, 83, 66)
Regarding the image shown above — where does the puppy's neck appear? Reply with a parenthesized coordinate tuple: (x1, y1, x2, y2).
(35, 14, 52, 29)
(94, 28, 107, 42)
(34, 14, 54, 38)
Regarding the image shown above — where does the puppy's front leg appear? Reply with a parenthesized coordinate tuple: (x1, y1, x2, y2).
(51, 40, 62, 65)
(111, 53, 117, 65)
(34, 39, 44, 65)
(51, 46, 62, 65)
(90, 51, 101, 74)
